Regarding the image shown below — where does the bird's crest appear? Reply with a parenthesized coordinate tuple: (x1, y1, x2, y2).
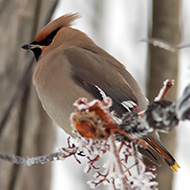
(34, 13, 80, 42)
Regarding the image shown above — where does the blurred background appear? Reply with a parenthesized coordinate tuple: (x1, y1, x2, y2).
(0, 0, 189, 190)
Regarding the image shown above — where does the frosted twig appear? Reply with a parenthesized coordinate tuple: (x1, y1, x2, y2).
(0, 148, 77, 166)
(140, 38, 190, 52)
(154, 79, 174, 101)
(110, 133, 130, 190)
(3, 81, 189, 189)
(86, 155, 100, 173)
(132, 142, 140, 175)
(120, 83, 190, 138)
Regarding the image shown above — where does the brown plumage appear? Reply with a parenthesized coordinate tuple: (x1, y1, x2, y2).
(22, 13, 179, 171)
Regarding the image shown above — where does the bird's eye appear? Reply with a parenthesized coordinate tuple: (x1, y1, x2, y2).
(34, 28, 60, 47)
(45, 38, 53, 46)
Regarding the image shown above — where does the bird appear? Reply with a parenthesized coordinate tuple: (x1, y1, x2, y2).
(22, 13, 179, 171)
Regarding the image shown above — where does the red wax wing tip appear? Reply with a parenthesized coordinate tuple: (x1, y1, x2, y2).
(133, 105, 139, 110)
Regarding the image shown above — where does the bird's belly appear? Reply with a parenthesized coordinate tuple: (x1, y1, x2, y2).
(35, 82, 94, 136)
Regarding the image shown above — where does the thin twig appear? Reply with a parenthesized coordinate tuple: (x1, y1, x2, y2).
(140, 38, 190, 52)
(0, 148, 76, 167)
(110, 133, 129, 190)
(154, 79, 174, 101)
(132, 142, 140, 175)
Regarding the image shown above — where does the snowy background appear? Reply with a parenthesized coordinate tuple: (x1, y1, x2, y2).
(49, 0, 190, 189)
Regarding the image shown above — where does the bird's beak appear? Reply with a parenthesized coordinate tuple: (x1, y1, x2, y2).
(21, 44, 41, 50)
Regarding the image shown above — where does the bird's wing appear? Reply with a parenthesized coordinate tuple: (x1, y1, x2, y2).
(63, 47, 139, 116)
(63, 47, 179, 170)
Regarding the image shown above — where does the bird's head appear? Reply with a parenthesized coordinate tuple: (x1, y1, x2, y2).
(22, 13, 80, 60)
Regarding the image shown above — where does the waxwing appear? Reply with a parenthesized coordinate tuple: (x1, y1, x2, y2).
(22, 13, 179, 171)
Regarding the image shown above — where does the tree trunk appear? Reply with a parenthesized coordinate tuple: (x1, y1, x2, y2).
(0, 0, 56, 190)
(147, 0, 181, 190)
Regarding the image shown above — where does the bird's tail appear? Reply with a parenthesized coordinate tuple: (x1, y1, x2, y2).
(145, 134, 180, 172)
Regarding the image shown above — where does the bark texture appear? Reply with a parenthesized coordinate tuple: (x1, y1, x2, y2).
(0, 0, 56, 190)
(147, 1, 181, 190)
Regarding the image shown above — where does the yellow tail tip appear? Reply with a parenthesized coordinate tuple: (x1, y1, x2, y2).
(170, 161, 180, 172)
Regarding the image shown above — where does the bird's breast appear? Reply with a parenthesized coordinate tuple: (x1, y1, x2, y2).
(33, 53, 93, 136)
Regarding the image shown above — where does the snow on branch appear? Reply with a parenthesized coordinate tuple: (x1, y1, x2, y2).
(1, 80, 190, 189)
(70, 96, 158, 189)
(120, 81, 190, 139)
(140, 38, 190, 52)
(154, 79, 174, 101)
(0, 139, 78, 166)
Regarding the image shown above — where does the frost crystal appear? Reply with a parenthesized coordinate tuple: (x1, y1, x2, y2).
(72, 136, 158, 190)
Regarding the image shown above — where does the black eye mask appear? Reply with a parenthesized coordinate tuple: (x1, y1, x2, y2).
(32, 28, 60, 46)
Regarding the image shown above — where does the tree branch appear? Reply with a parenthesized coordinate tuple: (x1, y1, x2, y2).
(0, 148, 77, 167)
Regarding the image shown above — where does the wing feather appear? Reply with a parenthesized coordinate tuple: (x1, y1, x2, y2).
(63, 47, 145, 115)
